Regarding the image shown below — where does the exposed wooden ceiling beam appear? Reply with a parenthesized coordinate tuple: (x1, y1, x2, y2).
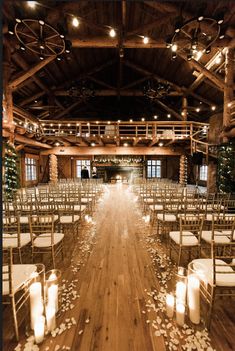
(121, 76, 151, 90)
(19, 91, 46, 107)
(154, 99, 182, 120)
(55, 100, 85, 119)
(10, 56, 56, 90)
(41, 146, 183, 156)
(11, 52, 65, 110)
(88, 76, 115, 90)
(14, 134, 52, 149)
(54, 89, 181, 97)
(70, 37, 167, 48)
(178, 53, 226, 91)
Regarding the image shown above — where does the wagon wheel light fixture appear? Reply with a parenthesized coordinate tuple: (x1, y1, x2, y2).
(14, 18, 68, 58)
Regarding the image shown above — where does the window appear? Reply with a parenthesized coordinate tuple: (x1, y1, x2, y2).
(199, 165, 208, 181)
(76, 159, 91, 178)
(25, 157, 37, 181)
(147, 159, 161, 178)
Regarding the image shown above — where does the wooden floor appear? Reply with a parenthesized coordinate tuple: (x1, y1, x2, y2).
(3, 184, 235, 351)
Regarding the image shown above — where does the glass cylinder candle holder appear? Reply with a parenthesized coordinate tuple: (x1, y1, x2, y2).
(187, 261, 206, 326)
(45, 269, 61, 315)
(175, 267, 187, 305)
(28, 264, 45, 331)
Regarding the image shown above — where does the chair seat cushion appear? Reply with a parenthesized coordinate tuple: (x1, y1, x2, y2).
(59, 215, 80, 224)
(3, 233, 31, 248)
(201, 230, 230, 244)
(144, 198, 154, 204)
(149, 204, 163, 211)
(74, 205, 86, 212)
(157, 214, 176, 222)
(19, 216, 29, 224)
(33, 233, 64, 247)
(169, 231, 198, 246)
(81, 198, 92, 203)
(3, 264, 36, 295)
(221, 230, 235, 240)
(191, 258, 235, 287)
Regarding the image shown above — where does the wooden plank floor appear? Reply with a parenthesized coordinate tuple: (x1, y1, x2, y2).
(3, 184, 235, 351)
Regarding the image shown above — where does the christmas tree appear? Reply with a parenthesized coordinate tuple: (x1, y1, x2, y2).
(4, 141, 19, 199)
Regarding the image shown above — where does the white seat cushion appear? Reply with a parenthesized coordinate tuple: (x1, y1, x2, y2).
(3, 218, 17, 225)
(169, 231, 198, 246)
(220, 230, 235, 240)
(81, 198, 92, 203)
(3, 233, 31, 248)
(144, 198, 154, 204)
(19, 216, 29, 224)
(74, 205, 87, 212)
(33, 233, 64, 247)
(191, 259, 235, 287)
(3, 264, 36, 295)
(201, 230, 230, 244)
(149, 205, 163, 211)
(157, 214, 176, 222)
(59, 215, 80, 224)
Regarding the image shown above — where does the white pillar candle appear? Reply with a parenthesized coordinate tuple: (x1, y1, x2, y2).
(166, 294, 175, 318)
(46, 305, 56, 332)
(176, 281, 186, 304)
(34, 315, 45, 344)
(29, 282, 43, 329)
(47, 273, 58, 312)
(176, 303, 185, 327)
(187, 275, 200, 324)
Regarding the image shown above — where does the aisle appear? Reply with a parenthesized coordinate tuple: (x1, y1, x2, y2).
(70, 184, 161, 351)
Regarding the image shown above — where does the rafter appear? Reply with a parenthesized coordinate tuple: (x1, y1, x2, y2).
(10, 56, 56, 90)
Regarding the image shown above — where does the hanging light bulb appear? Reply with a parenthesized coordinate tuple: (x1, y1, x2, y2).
(196, 107, 200, 112)
(72, 17, 79, 27)
(211, 105, 216, 111)
(8, 21, 15, 35)
(65, 40, 72, 54)
(143, 36, 149, 44)
(172, 52, 177, 60)
(205, 46, 211, 54)
(27, 1, 37, 8)
(215, 53, 222, 64)
(109, 28, 116, 37)
(171, 43, 178, 52)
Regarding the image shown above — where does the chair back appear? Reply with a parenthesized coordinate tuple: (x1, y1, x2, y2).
(29, 214, 55, 246)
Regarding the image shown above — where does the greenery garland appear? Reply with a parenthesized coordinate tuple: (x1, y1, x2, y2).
(3, 140, 19, 199)
(217, 141, 235, 193)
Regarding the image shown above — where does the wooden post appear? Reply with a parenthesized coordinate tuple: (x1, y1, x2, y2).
(223, 48, 234, 142)
(3, 44, 15, 141)
(181, 96, 187, 121)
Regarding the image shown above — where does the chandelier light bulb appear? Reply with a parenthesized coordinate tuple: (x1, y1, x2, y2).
(109, 28, 116, 37)
(72, 17, 79, 27)
(27, 1, 37, 8)
(143, 36, 149, 44)
(215, 54, 222, 64)
(171, 44, 178, 52)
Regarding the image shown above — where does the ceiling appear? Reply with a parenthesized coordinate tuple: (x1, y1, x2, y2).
(3, 0, 235, 122)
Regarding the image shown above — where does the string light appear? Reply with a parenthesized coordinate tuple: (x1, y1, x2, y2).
(196, 107, 200, 112)
(167, 114, 171, 118)
(143, 36, 149, 44)
(109, 28, 116, 37)
(124, 143, 128, 147)
(91, 143, 95, 147)
(72, 17, 79, 27)
(154, 115, 158, 119)
(211, 105, 216, 111)
(130, 119, 133, 122)
(141, 118, 145, 121)
(159, 142, 163, 147)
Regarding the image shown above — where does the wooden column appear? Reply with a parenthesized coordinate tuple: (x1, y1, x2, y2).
(3, 44, 15, 140)
(181, 96, 188, 121)
(207, 161, 217, 193)
(223, 48, 234, 142)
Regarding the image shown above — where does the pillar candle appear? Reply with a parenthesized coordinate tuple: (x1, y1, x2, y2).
(176, 303, 185, 327)
(176, 281, 186, 304)
(46, 305, 56, 332)
(166, 294, 175, 318)
(34, 316, 45, 344)
(29, 282, 43, 329)
(187, 275, 200, 324)
(47, 273, 58, 312)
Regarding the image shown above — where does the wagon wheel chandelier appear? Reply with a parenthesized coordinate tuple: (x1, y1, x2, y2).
(143, 80, 171, 100)
(14, 18, 66, 59)
(166, 13, 224, 60)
